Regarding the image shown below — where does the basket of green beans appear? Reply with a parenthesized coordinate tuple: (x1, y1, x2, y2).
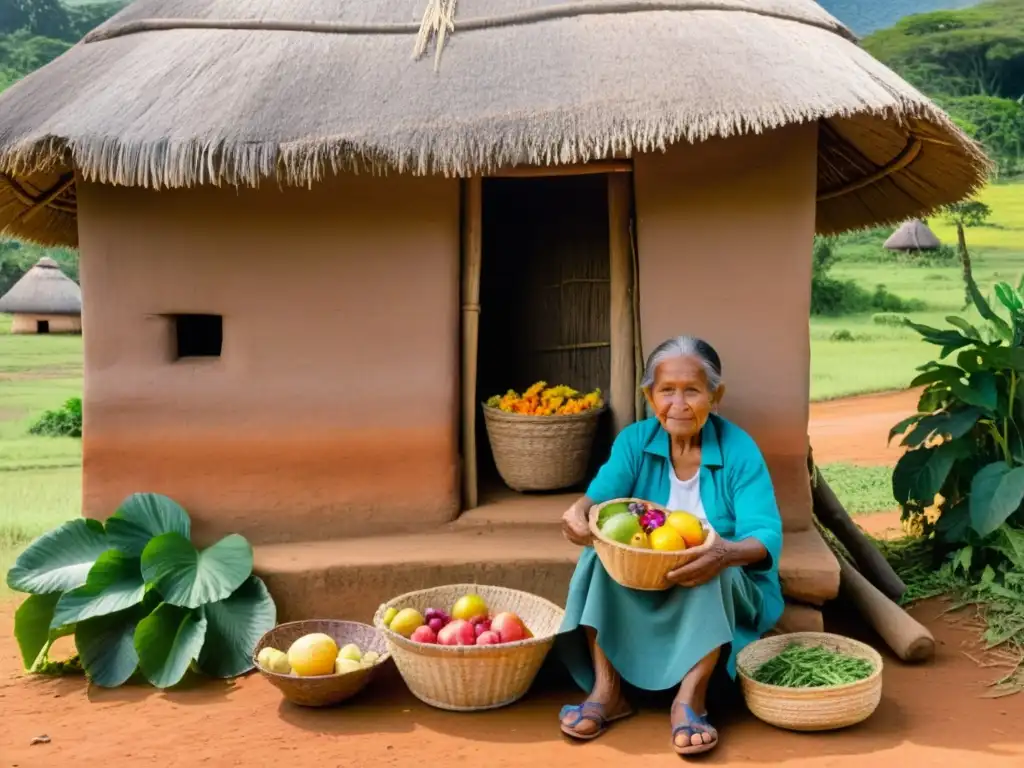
(736, 632, 883, 732)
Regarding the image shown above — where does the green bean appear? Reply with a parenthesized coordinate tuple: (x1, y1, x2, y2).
(750, 643, 874, 688)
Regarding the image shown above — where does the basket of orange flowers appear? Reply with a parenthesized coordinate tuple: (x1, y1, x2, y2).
(482, 382, 605, 492)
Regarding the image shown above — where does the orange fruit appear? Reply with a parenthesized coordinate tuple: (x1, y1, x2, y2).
(649, 526, 686, 552)
(665, 512, 706, 548)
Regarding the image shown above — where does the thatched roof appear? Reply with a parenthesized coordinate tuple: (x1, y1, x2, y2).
(884, 219, 942, 251)
(0, 256, 82, 315)
(0, 0, 991, 247)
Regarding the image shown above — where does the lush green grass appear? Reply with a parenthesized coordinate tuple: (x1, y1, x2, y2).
(809, 181, 1024, 400)
(0, 313, 83, 598)
(819, 463, 897, 515)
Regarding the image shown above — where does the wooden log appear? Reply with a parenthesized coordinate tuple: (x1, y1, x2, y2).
(487, 160, 632, 178)
(608, 173, 636, 436)
(808, 450, 907, 601)
(460, 177, 483, 509)
(837, 553, 935, 663)
(629, 220, 645, 421)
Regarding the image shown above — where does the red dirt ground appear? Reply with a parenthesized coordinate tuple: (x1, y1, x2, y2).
(5, 389, 1020, 768)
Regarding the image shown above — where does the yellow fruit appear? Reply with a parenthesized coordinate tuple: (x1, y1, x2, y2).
(334, 657, 362, 675)
(451, 594, 489, 622)
(649, 525, 686, 552)
(257, 646, 292, 674)
(629, 530, 650, 549)
(665, 512, 706, 548)
(381, 606, 399, 627)
(287, 633, 339, 676)
(360, 651, 380, 666)
(389, 608, 426, 638)
(338, 643, 362, 662)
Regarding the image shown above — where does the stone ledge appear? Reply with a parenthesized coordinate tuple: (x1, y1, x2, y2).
(255, 527, 841, 623)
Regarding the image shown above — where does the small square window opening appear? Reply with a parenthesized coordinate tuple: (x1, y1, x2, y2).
(173, 314, 222, 359)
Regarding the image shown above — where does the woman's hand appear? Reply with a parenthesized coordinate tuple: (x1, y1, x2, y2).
(665, 538, 735, 587)
(561, 499, 594, 547)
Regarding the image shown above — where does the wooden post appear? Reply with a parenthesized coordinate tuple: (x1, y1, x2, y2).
(460, 177, 483, 509)
(608, 173, 636, 435)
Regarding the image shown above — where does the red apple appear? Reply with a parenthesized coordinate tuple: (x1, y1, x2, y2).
(410, 625, 438, 644)
(475, 631, 501, 645)
(490, 612, 526, 643)
(437, 619, 476, 646)
(474, 619, 492, 636)
(427, 617, 446, 633)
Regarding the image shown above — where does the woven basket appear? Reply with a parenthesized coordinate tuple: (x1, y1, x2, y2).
(481, 405, 604, 491)
(589, 498, 718, 591)
(736, 632, 883, 732)
(373, 584, 565, 711)
(253, 619, 390, 707)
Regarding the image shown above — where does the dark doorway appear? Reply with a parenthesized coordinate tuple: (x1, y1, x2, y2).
(475, 174, 613, 494)
(36, 320, 50, 334)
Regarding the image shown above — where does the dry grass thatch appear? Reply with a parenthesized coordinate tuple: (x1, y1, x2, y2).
(0, 256, 82, 314)
(0, 0, 992, 246)
(884, 218, 942, 251)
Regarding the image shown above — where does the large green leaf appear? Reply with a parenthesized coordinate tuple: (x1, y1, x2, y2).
(950, 372, 998, 412)
(77, 597, 157, 688)
(51, 550, 145, 628)
(935, 499, 972, 545)
(197, 576, 277, 678)
(901, 408, 982, 448)
(909, 364, 962, 389)
(6, 519, 108, 594)
(969, 461, 1024, 537)
(968, 277, 1013, 341)
(903, 320, 975, 357)
(892, 443, 966, 506)
(106, 493, 191, 557)
(14, 593, 63, 669)
(141, 533, 253, 609)
(134, 603, 208, 689)
(945, 316, 982, 341)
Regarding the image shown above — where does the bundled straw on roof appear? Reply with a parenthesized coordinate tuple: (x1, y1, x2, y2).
(0, 0, 991, 247)
(0, 256, 82, 315)
(883, 219, 942, 251)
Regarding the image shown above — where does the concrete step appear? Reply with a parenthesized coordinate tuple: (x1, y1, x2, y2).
(254, 527, 839, 624)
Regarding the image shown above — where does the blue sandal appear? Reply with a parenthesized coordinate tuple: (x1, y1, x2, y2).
(671, 703, 719, 756)
(559, 700, 634, 741)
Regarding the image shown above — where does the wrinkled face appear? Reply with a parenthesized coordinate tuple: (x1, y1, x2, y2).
(644, 355, 724, 439)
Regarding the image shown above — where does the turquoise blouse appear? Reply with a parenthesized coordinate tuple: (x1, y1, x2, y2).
(585, 414, 785, 645)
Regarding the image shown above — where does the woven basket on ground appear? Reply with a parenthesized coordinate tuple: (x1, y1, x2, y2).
(589, 498, 717, 591)
(373, 584, 565, 712)
(481, 405, 604, 492)
(736, 631, 883, 732)
(253, 619, 390, 707)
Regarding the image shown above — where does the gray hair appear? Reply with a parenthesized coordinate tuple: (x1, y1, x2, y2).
(640, 335, 723, 392)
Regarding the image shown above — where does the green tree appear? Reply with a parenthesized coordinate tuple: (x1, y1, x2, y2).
(944, 199, 993, 306)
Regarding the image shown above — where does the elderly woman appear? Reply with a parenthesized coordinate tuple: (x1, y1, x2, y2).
(555, 335, 784, 756)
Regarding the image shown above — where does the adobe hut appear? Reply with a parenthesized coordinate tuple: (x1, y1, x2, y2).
(884, 218, 943, 252)
(0, 0, 987, 623)
(0, 256, 82, 334)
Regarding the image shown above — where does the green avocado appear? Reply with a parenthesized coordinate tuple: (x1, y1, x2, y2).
(600, 512, 642, 544)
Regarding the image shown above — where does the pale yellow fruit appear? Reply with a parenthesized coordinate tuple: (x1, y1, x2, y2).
(338, 643, 362, 662)
(389, 608, 425, 638)
(287, 633, 339, 676)
(334, 657, 362, 675)
(256, 647, 277, 668)
(381, 606, 399, 627)
(257, 646, 291, 675)
(360, 651, 380, 666)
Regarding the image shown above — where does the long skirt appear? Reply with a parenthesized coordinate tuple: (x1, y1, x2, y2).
(555, 547, 764, 693)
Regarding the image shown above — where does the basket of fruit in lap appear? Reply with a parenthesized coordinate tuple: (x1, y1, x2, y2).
(589, 498, 717, 591)
(373, 584, 565, 711)
(736, 632, 883, 731)
(253, 619, 390, 707)
(482, 382, 605, 492)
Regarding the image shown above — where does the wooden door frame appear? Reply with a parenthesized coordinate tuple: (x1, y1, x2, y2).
(459, 162, 638, 511)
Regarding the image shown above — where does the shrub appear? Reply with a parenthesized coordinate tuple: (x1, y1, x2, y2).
(873, 312, 907, 327)
(830, 329, 856, 342)
(810, 237, 926, 316)
(28, 397, 81, 438)
(891, 276, 1024, 560)
(7, 493, 277, 688)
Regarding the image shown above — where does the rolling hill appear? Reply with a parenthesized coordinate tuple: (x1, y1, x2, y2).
(819, 0, 984, 35)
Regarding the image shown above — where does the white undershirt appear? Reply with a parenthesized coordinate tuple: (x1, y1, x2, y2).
(667, 466, 708, 522)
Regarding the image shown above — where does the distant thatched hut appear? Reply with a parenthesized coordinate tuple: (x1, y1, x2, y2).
(884, 219, 943, 252)
(0, 0, 990, 619)
(0, 256, 81, 334)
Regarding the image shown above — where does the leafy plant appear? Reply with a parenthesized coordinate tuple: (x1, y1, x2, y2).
(28, 396, 81, 437)
(890, 275, 1024, 549)
(6, 493, 276, 689)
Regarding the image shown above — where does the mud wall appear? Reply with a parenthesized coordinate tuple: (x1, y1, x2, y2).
(76, 174, 461, 545)
(633, 123, 817, 531)
(10, 313, 81, 334)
